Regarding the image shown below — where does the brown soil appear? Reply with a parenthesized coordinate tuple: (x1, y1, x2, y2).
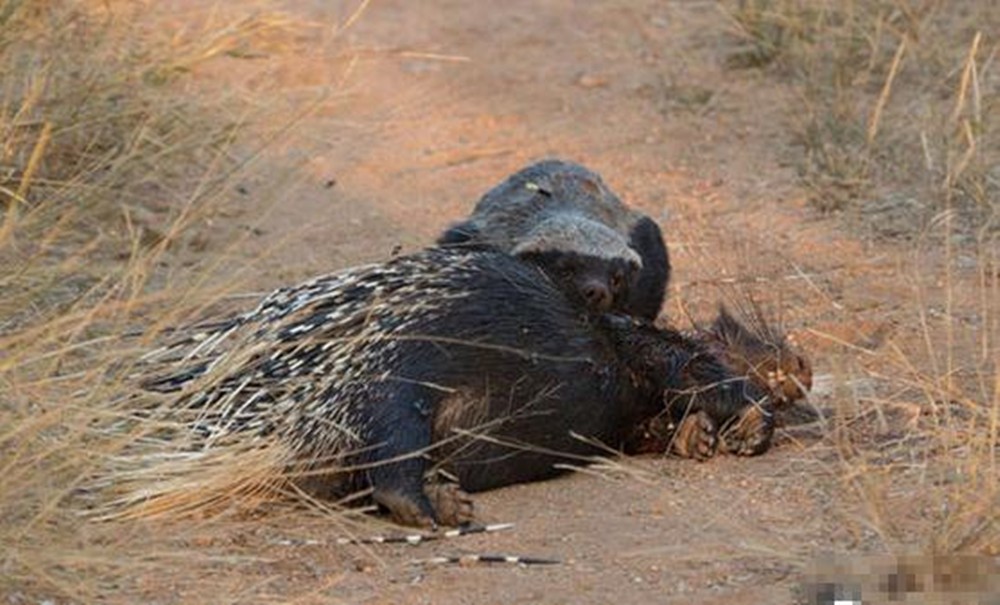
(124, 1, 992, 603)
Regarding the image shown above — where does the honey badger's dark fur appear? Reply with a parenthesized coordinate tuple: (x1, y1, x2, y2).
(141, 248, 767, 527)
(439, 159, 670, 319)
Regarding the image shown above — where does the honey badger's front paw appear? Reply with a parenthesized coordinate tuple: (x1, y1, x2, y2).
(719, 403, 774, 456)
(626, 414, 675, 455)
(375, 483, 474, 528)
(671, 410, 718, 460)
(374, 488, 437, 528)
(425, 482, 475, 527)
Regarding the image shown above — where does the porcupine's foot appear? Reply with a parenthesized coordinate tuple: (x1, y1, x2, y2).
(425, 482, 475, 527)
(719, 402, 774, 456)
(670, 410, 718, 460)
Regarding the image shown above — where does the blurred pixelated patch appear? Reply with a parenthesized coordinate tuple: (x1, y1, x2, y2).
(797, 553, 1000, 605)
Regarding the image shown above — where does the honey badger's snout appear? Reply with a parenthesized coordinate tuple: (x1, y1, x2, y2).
(580, 278, 612, 311)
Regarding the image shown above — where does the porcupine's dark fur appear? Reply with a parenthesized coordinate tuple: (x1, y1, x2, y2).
(140, 247, 769, 528)
(438, 159, 670, 320)
(702, 304, 812, 406)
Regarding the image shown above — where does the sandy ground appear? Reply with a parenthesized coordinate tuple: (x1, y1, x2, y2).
(130, 1, 994, 603)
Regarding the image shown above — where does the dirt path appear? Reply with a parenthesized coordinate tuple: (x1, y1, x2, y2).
(146, 1, 980, 603)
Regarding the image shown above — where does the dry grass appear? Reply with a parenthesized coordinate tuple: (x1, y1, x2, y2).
(2, 0, 996, 600)
(833, 243, 999, 554)
(724, 0, 999, 234)
(0, 1, 319, 601)
(669, 227, 997, 598)
(719, 0, 999, 576)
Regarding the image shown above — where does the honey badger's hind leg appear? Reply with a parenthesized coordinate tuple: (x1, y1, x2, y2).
(362, 385, 467, 528)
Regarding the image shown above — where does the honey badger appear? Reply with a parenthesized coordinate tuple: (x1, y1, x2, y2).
(140, 248, 769, 528)
(439, 159, 670, 319)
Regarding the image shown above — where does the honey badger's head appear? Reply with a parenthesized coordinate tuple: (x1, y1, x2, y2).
(511, 214, 641, 313)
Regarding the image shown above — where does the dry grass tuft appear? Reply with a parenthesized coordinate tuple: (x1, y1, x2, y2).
(723, 0, 999, 235)
(89, 435, 295, 521)
(830, 240, 1000, 555)
(717, 2, 999, 560)
(0, 1, 319, 601)
(671, 153, 997, 578)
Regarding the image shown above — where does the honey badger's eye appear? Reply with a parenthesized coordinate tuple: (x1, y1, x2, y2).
(610, 271, 624, 292)
(555, 257, 576, 278)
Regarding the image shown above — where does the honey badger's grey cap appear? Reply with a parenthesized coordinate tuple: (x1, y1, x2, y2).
(510, 214, 642, 266)
(474, 159, 636, 232)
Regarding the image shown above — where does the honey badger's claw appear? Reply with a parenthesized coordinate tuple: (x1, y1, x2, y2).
(374, 483, 474, 528)
(671, 410, 718, 460)
(720, 403, 774, 456)
(374, 488, 438, 528)
(766, 370, 779, 391)
(425, 483, 475, 527)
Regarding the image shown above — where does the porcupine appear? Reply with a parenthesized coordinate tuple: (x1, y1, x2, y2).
(701, 304, 812, 406)
(139, 247, 771, 528)
(438, 159, 670, 320)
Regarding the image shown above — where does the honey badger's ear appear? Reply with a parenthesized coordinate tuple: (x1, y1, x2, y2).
(626, 217, 668, 279)
(437, 221, 480, 246)
(623, 215, 669, 320)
